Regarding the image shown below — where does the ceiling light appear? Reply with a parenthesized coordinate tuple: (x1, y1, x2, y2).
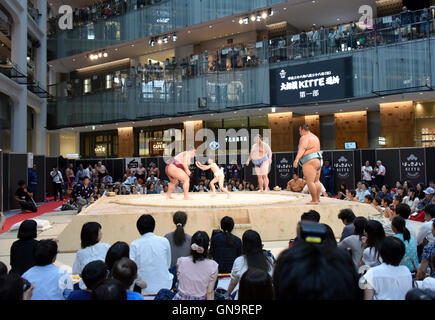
(162, 36, 168, 43)
(261, 12, 267, 19)
(232, 19, 235, 23)
(271, 107, 276, 112)
(92, 125, 95, 130)
(250, 15, 256, 22)
(172, 33, 177, 41)
(130, 44, 134, 47)
(243, 17, 249, 24)
(103, 52, 108, 57)
(98, 52, 102, 57)
(209, 25, 212, 28)
(187, 30, 191, 33)
(283, 7, 287, 10)
(158, 38, 163, 44)
(114, 48, 118, 51)
(256, 14, 261, 21)
(72, 58, 76, 62)
(239, 18, 243, 24)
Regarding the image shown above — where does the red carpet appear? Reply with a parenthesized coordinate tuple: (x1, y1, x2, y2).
(1, 200, 68, 234)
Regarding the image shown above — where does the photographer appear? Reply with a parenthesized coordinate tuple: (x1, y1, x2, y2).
(14, 181, 37, 213)
(50, 166, 64, 201)
(71, 177, 95, 213)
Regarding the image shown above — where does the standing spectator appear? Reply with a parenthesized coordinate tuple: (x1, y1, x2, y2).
(400, 6, 412, 40)
(27, 165, 38, 199)
(96, 161, 107, 181)
(226, 230, 273, 299)
(374, 160, 386, 188)
(135, 163, 147, 184)
(50, 166, 64, 201)
(165, 211, 192, 269)
(363, 237, 412, 300)
(392, 217, 418, 272)
(360, 220, 385, 267)
(10, 220, 38, 275)
(287, 173, 306, 192)
(72, 222, 110, 276)
(173, 231, 218, 300)
(238, 269, 274, 300)
(65, 163, 75, 193)
(130, 215, 173, 295)
(416, 204, 435, 246)
(14, 181, 37, 213)
(338, 216, 368, 269)
(210, 216, 242, 273)
(337, 209, 356, 241)
(361, 160, 373, 186)
(111, 258, 144, 300)
(321, 160, 334, 195)
(273, 242, 361, 300)
(67, 260, 108, 300)
(149, 162, 160, 178)
(75, 164, 86, 184)
(22, 239, 73, 300)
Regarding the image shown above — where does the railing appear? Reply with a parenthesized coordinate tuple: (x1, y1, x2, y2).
(27, 0, 41, 23)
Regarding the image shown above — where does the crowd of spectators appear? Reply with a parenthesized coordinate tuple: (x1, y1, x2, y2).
(1, 204, 434, 300)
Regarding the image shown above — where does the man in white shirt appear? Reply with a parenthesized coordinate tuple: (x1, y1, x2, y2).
(125, 172, 137, 185)
(358, 182, 371, 203)
(50, 166, 64, 201)
(355, 181, 363, 200)
(302, 181, 328, 197)
(83, 165, 92, 179)
(130, 215, 173, 295)
(361, 161, 373, 185)
(146, 173, 158, 184)
(363, 237, 412, 300)
(375, 160, 386, 187)
(22, 239, 73, 300)
(416, 204, 435, 245)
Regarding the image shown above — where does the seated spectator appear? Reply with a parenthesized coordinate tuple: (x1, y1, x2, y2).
(146, 173, 158, 184)
(92, 279, 127, 300)
(290, 210, 321, 247)
(70, 176, 95, 213)
(337, 183, 347, 200)
(165, 211, 192, 269)
(372, 197, 383, 213)
(364, 194, 373, 204)
(248, 184, 255, 191)
(0, 272, 34, 300)
(10, 220, 38, 275)
(383, 203, 416, 238)
(238, 268, 274, 300)
(416, 187, 434, 213)
(360, 220, 385, 267)
(378, 184, 392, 200)
(173, 231, 218, 300)
(358, 182, 371, 203)
(416, 221, 435, 280)
(0, 261, 7, 276)
(105, 241, 147, 291)
(125, 172, 137, 185)
(363, 237, 412, 300)
(273, 242, 361, 300)
(67, 261, 107, 300)
(338, 217, 368, 269)
(120, 186, 129, 195)
(302, 182, 328, 197)
(226, 230, 273, 299)
(130, 215, 173, 294)
(392, 217, 418, 272)
(406, 288, 435, 300)
(286, 173, 306, 192)
(345, 189, 358, 202)
(381, 197, 393, 218)
(111, 258, 144, 300)
(72, 222, 110, 277)
(210, 216, 242, 273)
(337, 209, 356, 241)
(102, 172, 113, 184)
(146, 183, 158, 194)
(130, 186, 139, 195)
(416, 204, 435, 246)
(14, 180, 37, 213)
(22, 239, 73, 300)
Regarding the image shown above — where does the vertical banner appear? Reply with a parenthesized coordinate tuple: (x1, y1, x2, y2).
(113, 159, 125, 182)
(332, 150, 355, 191)
(33, 155, 46, 203)
(400, 148, 426, 185)
(375, 149, 400, 188)
(9, 153, 28, 210)
(274, 153, 294, 189)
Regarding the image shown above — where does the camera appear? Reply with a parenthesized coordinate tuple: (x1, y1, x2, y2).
(23, 279, 31, 292)
(300, 222, 326, 244)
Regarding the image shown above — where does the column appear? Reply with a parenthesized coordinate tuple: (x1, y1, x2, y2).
(10, 2, 28, 152)
(268, 112, 293, 152)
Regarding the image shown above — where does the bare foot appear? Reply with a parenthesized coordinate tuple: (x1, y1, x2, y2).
(183, 197, 193, 200)
(210, 194, 217, 198)
(166, 196, 175, 199)
(306, 201, 320, 205)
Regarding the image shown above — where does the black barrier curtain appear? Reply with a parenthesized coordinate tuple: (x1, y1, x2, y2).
(45, 157, 59, 200)
(375, 149, 401, 188)
(332, 150, 355, 194)
(400, 148, 427, 186)
(0, 150, 3, 212)
(9, 154, 28, 210)
(2, 153, 10, 211)
(426, 147, 435, 183)
(274, 152, 294, 189)
(33, 155, 46, 203)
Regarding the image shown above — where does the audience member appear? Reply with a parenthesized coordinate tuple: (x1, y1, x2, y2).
(22, 239, 73, 300)
(173, 231, 218, 300)
(130, 215, 173, 294)
(416, 221, 435, 280)
(0, 261, 7, 276)
(359, 220, 385, 267)
(337, 209, 356, 241)
(273, 242, 362, 300)
(0, 272, 34, 300)
(391, 216, 418, 272)
(338, 216, 368, 269)
(67, 260, 107, 300)
(363, 236, 412, 300)
(416, 204, 435, 246)
(14, 180, 37, 213)
(405, 288, 435, 300)
(238, 268, 274, 300)
(111, 258, 144, 300)
(210, 216, 242, 273)
(286, 173, 306, 192)
(226, 230, 273, 299)
(9, 220, 38, 276)
(91, 279, 127, 300)
(383, 203, 416, 238)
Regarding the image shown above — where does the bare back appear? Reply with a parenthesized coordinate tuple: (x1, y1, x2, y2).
(251, 142, 272, 160)
(301, 132, 320, 157)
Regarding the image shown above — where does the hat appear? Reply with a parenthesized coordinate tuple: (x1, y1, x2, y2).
(423, 187, 434, 194)
(392, 188, 397, 193)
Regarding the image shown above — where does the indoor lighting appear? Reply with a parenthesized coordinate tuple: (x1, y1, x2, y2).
(243, 17, 249, 24)
(271, 107, 276, 112)
(239, 18, 243, 24)
(256, 14, 261, 21)
(172, 33, 177, 41)
(250, 15, 256, 22)
(261, 11, 267, 19)
(162, 36, 168, 43)
(157, 38, 162, 44)
(103, 52, 108, 57)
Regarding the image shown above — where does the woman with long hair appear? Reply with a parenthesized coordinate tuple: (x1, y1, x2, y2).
(164, 211, 192, 269)
(10, 220, 38, 275)
(226, 230, 273, 299)
(403, 187, 419, 212)
(338, 216, 368, 269)
(359, 220, 385, 267)
(210, 216, 242, 273)
(173, 231, 218, 300)
(416, 183, 426, 200)
(392, 216, 418, 272)
(238, 268, 274, 300)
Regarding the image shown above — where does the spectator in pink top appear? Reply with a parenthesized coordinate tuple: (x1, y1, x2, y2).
(173, 231, 218, 300)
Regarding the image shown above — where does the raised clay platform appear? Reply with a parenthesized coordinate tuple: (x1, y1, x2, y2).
(56, 192, 380, 252)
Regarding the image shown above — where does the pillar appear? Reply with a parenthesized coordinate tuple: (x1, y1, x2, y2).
(268, 112, 293, 152)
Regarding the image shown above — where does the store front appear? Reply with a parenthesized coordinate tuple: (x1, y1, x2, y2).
(80, 130, 118, 158)
(134, 124, 184, 157)
(415, 101, 435, 147)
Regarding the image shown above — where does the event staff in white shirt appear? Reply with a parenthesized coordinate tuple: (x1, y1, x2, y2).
(375, 160, 386, 187)
(361, 161, 373, 186)
(50, 166, 64, 201)
(130, 214, 173, 295)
